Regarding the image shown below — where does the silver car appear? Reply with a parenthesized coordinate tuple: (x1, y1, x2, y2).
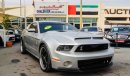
(21, 21, 114, 72)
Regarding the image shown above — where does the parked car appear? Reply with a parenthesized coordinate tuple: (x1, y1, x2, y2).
(105, 26, 130, 44)
(81, 26, 104, 36)
(8, 29, 21, 42)
(104, 28, 111, 37)
(0, 25, 4, 46)
(6, 30, 15, 42)
(21, 21, 114, 72)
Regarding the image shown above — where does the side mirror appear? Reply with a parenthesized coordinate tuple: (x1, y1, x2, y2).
(27, 29, 36, 32)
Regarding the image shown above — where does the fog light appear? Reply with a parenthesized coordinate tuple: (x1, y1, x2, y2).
(63, 61, 72, 67)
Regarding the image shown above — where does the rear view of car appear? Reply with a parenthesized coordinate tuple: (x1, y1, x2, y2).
(81, 26, 104, 36)
(7, 29, 21, 42)
(6, 30, 15, 42)
(105, 26, 130, 44)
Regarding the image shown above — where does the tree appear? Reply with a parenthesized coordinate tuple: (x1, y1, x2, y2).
(2, 15, 12, 30)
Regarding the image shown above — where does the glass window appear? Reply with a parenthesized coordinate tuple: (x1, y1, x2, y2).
(111, 27, 130, 33)
(88, 27, 98, 32)
(81, 27, 98, 32)
(0, 25, 3, 29)
(39, 22, 77, 33)
(75, 24, 80, 29)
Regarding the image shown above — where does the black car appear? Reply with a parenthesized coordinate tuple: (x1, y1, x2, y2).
(8, 29, 21, 42)
(105, 26, 130, 44)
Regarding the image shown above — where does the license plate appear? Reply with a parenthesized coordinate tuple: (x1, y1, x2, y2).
(115, 40, 124, 43)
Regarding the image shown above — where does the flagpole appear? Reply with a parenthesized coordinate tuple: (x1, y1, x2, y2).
(33, 0, 36, 22)
(80, 0, 83, 29)
(24, 0, 27, 29)
(66, 2, 68, 23)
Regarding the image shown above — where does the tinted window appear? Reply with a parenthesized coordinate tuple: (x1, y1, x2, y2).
(39, 22, 77, 33)
(81, 27, 98, 32)
(111, 27, 130, 33)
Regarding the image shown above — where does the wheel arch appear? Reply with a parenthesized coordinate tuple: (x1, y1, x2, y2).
(39, 41, 50, 53)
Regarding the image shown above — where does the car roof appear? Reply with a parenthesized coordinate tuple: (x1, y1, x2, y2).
(112, 26, 130, 28)
(36, 21, 67, 24)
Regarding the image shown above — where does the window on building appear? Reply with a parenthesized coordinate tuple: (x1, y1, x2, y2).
(106, 17, 127, 21)
(83, 24, 90, 27)
(92, 23, 97, 26)
(75, 24, 80, 29)
(76, 11, 98, 15)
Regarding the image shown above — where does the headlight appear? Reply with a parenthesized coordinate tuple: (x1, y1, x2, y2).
(57, 45, 73, 51)
(107, 35, 112, 39)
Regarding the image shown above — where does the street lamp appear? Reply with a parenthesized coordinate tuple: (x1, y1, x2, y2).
(80, 0, 83, 29)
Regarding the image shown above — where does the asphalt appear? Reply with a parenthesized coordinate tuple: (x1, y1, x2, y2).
(0, 43, 130, 76)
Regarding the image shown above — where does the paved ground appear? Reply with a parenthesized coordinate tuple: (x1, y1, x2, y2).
(0, 43, 130, 76)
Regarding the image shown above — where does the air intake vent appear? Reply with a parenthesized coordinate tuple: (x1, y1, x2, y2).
(75, 44, 108, 52)
(93, 37, 103, 39)
(75, 37, 91, 40)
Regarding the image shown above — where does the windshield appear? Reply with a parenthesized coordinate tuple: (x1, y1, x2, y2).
(81, 27, 98, 32)
(0, 25, 3, 29)
(111, 27, 130, 33)
(39, 22, 78, 33)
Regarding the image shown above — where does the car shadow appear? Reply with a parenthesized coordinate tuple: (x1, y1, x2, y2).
(111, 44, 130, 48)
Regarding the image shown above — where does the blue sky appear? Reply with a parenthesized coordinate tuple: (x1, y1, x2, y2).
(3, 0, 130, 7)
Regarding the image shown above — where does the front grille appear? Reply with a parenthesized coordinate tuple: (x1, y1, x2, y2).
(75, 44, 108, 52)
(78, 57, 112, 71)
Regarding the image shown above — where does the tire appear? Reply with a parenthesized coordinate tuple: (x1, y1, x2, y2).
(20, 40, 27, 54)
(0, 37, 4, 46)
(39, 45, 52, 72)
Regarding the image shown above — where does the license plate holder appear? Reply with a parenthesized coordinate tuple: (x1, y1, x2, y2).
(115, 40, 125, 43)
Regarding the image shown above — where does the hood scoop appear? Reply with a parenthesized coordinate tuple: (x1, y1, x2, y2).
(75, 37, 103, 40)
(75, 37, 91, 40)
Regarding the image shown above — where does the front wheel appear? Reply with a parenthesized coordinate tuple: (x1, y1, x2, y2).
(39, 45, 52, 72)
(20, 40, 27, 54)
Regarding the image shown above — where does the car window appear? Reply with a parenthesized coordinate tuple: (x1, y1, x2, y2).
(81, 28, 88, 32)
(28, 24, 35, 29)
(39, 22, 77, 33)
(7, 30, 14, 35)
(28, 23, 38, 33)
(111, 27, 130, 33)
(88, 27, 98, 32)
(0, 25, 3, 29)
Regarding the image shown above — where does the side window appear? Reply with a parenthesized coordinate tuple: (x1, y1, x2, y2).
(28, 23, 38, 33)
(28, 24, 35, 29)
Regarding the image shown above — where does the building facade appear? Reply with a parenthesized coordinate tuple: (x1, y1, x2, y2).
(3, 2, 130, 30)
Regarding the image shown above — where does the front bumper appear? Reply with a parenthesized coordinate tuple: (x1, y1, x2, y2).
(107, 38, 130, 44)
(52, 48, 114, 71)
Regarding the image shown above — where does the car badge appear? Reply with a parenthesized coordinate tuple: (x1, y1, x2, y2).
(80, 46, 83, 51)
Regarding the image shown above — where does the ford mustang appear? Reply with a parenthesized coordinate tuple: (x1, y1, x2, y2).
(21, 21, 114, 72)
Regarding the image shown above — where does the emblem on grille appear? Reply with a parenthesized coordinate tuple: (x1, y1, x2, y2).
(80, 46, 83, 51)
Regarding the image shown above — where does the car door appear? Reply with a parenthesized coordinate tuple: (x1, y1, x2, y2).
(24, 23, 36, 53)
(30, 22, 40, 56)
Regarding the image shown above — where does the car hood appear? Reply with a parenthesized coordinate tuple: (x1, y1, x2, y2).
(43, 31, 108, 44)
